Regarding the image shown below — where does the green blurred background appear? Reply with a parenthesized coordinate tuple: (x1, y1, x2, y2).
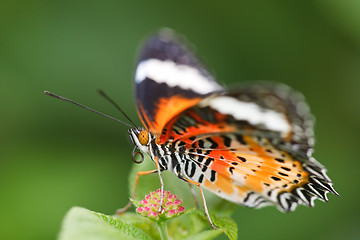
(1, 0, 359, 239)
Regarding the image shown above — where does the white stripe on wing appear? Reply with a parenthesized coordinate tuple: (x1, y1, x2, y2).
(135, 58, 223, 95)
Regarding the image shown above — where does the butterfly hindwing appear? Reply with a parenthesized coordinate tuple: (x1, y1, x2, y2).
(162, 86, 337, 211)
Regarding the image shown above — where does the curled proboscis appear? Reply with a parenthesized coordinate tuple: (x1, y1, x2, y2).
(132, 147, 144, 164)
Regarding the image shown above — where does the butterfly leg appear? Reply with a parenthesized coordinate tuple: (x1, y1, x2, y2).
(153, 156, 165, 212)
(184, 178, 217, 229)
(188, 182, 200, 209)
(116, 169, 158, 215)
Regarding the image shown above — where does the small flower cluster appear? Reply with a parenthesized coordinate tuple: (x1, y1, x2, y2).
(135, 189, 185, 220)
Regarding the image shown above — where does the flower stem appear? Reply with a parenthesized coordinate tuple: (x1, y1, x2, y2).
(156, 220, 169, 240)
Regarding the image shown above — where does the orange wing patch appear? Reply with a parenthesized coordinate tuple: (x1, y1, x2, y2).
(146, 96, 202, 133)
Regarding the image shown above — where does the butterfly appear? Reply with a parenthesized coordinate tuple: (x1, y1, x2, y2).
(44, 29, 338, 229)
(127, 29, 338, 227)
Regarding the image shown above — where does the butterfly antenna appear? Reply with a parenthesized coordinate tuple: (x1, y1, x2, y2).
(97, 89, 138, 128)
(44, 91, 133, 128)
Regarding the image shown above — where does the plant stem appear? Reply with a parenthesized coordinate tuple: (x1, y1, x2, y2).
(156, 221, 169, 240)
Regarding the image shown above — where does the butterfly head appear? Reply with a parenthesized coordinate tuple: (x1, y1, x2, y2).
(128, 128, 152, 154)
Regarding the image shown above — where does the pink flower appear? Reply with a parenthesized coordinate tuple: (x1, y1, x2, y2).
(135, 189, 185, 220)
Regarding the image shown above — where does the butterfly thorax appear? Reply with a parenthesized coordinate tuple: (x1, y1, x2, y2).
(129, 128, 190, 178)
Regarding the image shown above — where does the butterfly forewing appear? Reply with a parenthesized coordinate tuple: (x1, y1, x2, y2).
(134, 29, 223, 132)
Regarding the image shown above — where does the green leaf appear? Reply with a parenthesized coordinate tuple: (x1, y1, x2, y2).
(211, 214, 238, 240)
(190, 210, 238, 240)
(58, 206, 236, 240)
(116, 213, 160, 239)
(58, 207, 153, 240)
(183, 229, 223, 240)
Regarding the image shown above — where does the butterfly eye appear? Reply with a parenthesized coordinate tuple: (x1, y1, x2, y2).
(138, 130, 149, 146)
